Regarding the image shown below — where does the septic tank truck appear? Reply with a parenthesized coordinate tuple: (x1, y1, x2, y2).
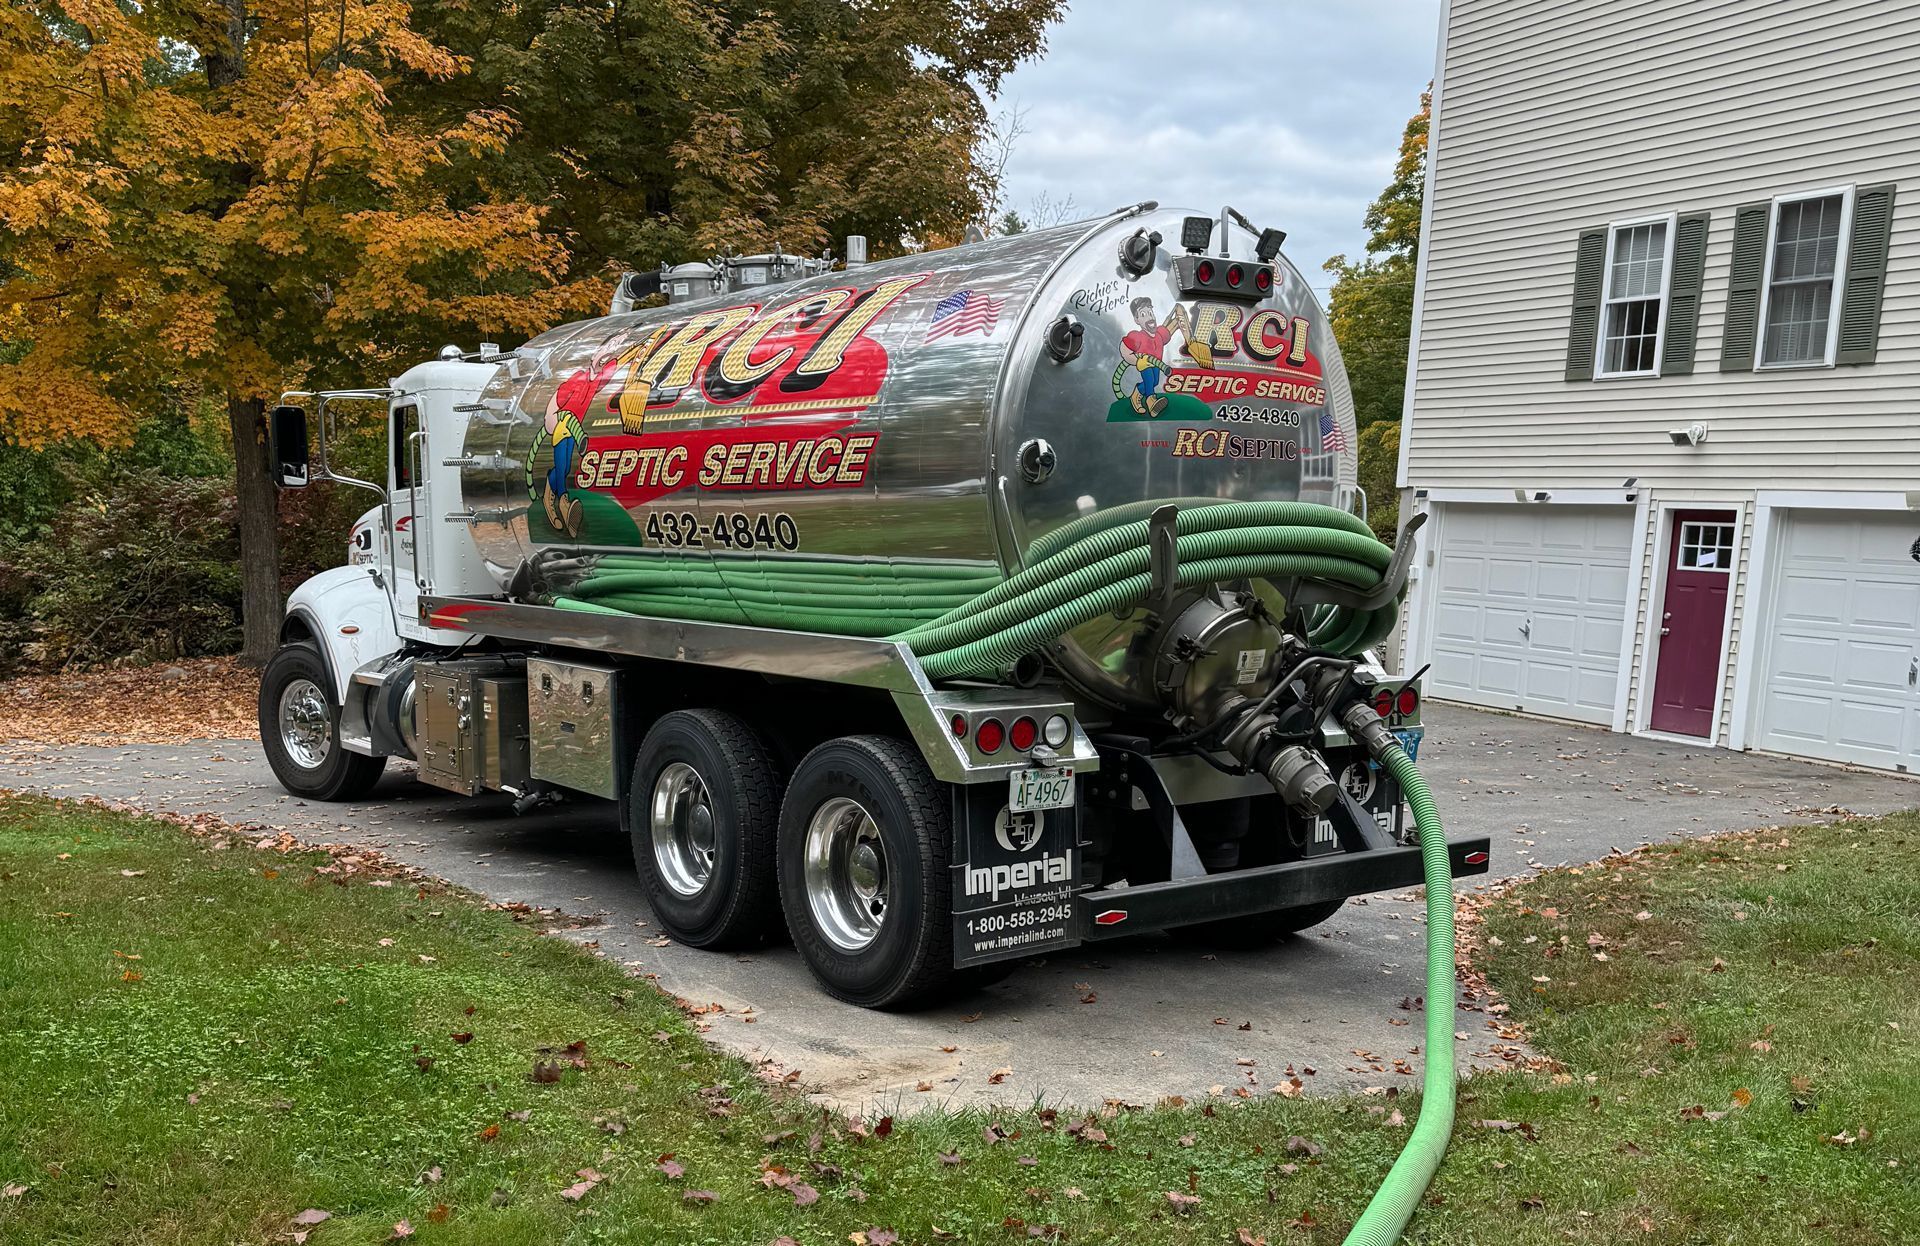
(260, 203, 1490, 1009)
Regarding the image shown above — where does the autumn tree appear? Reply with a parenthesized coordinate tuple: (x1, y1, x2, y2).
(2, 1, 1060, 668)
(407, 0, 1065, 270)
(0, 0, 594, 663)
(1323, 88, 1429, 432)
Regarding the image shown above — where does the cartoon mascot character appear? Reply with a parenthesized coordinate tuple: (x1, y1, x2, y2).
(532, 358, 616, 539)
(1120, 298, 1206, 416)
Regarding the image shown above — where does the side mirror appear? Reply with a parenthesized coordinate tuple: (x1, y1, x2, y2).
(270, 404, 310, 488)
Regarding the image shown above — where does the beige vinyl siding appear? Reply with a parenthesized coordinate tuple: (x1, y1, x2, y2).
(1404, 0, 1920, 493)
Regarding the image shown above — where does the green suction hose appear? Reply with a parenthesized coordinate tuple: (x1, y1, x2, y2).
(1342, 739, 1457, 1245)
(542, 500, 1401, 677)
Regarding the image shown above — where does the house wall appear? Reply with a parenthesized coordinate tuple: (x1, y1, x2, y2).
(1401, 0, 1920, 494)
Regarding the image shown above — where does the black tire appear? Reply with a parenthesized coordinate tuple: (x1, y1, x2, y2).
(258, 641, 387, 801)
(628, 709, 782, 949)
(777, 735, 957, 1010)
(1172, 898, 1347, 949)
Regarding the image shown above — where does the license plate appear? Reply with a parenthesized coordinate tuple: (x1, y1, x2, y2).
(1392, 727, 1423, 761)
(1010, 765, 1075, 813)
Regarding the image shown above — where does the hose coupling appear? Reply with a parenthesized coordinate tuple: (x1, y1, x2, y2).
(1339, 700, 1399, 759)
(1263, 743, 1338, 816)
(1219, 699, 1338, 816)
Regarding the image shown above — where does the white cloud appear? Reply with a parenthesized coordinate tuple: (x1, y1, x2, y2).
(993, 0, 1440, 293)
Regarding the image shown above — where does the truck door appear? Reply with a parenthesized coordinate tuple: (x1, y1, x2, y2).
(390, 398, 430, 625)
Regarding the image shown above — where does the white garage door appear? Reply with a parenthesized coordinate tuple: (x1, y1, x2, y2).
(1754, 510, 1920, 772)
(1425, 504, 1633, 725)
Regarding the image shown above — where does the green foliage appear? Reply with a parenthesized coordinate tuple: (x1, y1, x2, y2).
(1324, 89, 1430, 433)
(1357, 420, 1400, 541)
(4, 468, 241, 669)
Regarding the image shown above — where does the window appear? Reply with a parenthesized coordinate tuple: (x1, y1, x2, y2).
(1678, 521, 1734, 572)
(1758, 189, 1851, 367)
(1595, 218, 1674, 377)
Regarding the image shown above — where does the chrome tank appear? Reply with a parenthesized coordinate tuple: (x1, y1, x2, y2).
(459, 206, 1360, 712)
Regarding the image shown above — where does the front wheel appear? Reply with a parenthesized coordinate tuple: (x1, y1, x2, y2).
(778, 736, 957, 1010)
(258, 641, 386, 801)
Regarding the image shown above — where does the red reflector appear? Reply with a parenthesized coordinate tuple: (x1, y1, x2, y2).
(1196, 260, 1215, 284)
(950, 713, 968, 738)
(1374, 690, 1395, 718)
(1010, 716, 1038, 751)
(1093, 910, 1127, 926)
(1255, 267, 1273, 292)
(339, 625, 360, 635)
(1396, 688, 1419, 717)
(975, 718, 1005, 754)
(1464, 851, 1489, 866)
(1227, 264, 1244, 288)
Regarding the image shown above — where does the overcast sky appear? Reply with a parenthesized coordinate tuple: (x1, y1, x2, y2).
(993, 0, 1442, 295)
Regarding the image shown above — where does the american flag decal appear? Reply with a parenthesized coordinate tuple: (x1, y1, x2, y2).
(1319, 411, 1350, 453)
(925, 288, 1002, 340)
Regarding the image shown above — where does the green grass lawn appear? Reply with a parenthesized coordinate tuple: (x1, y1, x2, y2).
(0, 794, 1914, 1245)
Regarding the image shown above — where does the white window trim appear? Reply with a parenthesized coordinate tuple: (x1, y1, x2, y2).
(1754, 184, 1854, 370)
(1592, 212, 1678, 380)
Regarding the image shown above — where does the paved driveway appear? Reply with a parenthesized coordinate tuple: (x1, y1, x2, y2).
(6, 704, 1914, 1110)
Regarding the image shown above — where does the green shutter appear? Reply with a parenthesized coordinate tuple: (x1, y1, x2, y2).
(1719, 202, 1771, 372)
(1564, 227, 1608, 381)
(1837, 183, 1896, 365)
(1659, 211, 1712, 376)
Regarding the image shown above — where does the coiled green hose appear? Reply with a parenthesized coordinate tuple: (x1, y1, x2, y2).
(1343, 740, 1456, 1245)
(544, 500, 1400, 679)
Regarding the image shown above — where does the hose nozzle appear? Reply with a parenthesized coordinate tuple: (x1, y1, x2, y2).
(1339, 699, 1399, 760)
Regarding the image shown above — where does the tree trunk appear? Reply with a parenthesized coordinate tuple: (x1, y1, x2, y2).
(229, 394, 283, 666)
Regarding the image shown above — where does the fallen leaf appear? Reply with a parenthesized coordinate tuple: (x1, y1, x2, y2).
(791, 1183, 820, 1207)
(389, 1220, 414, 1239)
(1236, 1230, 1267, 1246)
(427, 1203, 449, 1224)
(2, 1184, 27, 1198)
(292, 1209, 331, 1226)
(420, 1166, 443, 1184)
(938, 1151, 965, 1166)
(451, 1032, 473, 1045)
(1731, 1088, 1753, 1109)
(120, 869, 146, 878)
(655, 1157, 685, 1180)
(988, 1067, 1013, 1085)
(684, 1190, 717, 1204)
(477, 1123, 500, 1141)
(1164, 1190, 1201, 1213)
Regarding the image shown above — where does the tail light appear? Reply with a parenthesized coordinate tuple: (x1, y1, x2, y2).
(1396, 687, 1420, 717)
(949, 713, 968, 738)
(1195, 260, 1215, 284)
(1373, 689, 1395, 718)
(975, 718, 1005, 754)
(1226, 264, 1244, 288)
(1010, 716, 1038, 751)
(1255, 268, 1273, 293)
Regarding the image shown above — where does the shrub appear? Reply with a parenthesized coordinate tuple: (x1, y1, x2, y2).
(7, 468, 242, 670)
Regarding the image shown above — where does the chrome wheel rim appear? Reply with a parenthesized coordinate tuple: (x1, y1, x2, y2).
(278, 677, 333, 771)
(803, 797, 889, 952)
(650, 762, 717, 897)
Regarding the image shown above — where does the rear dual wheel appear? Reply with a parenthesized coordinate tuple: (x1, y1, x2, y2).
(629, 710, 781, 949)
(778, 736, 963, 1010)
(631, 720, 986, 1008)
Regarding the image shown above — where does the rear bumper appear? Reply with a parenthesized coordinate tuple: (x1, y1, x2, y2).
(1075, 835, 1491, 938)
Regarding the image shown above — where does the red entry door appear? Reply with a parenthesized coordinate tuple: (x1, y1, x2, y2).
(1649, 510, 1736, 737)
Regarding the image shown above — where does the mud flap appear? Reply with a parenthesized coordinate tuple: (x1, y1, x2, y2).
(949, 782, 1083, 968)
